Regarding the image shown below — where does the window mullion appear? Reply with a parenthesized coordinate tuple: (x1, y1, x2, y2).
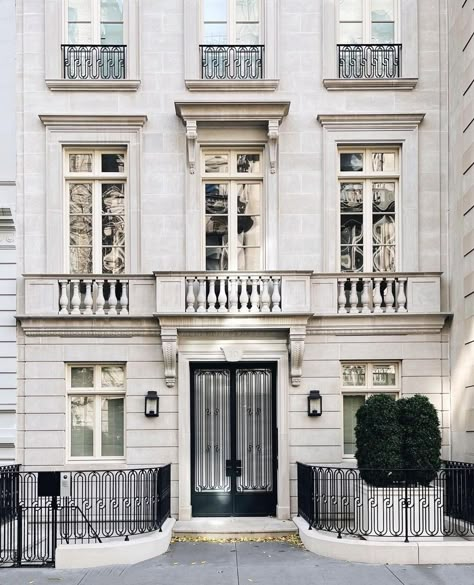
(229, 0, 235, 43)
(229, 181, 237, 271)
(364, 179, 372, 272)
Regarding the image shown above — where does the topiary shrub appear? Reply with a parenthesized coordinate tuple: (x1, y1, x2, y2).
(354, 394, 403, 487)
(398, 395, 441, 485)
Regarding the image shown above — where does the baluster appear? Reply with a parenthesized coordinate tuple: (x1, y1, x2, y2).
(120, 280, 129, 315)
(108, 280, 118, 315)
(250, 277, 260, 313)
(373, 277, 383, 313)
(207, 276, 217, 313)
(196, 277, 207, 313)
(261, 276, 271, 313)
(229, 276, 238, 313)
(239, 276, 249, 313)
(96, 280, 105, 315)
(349, 278, 359, 314)
(186, 277, 196, 313)
(59, 280, 69, 315)
(338, 279, 347, 314)
(83, 280, 93, 315)
(361, 278, 371, 314)
(397, 277, 407, 313)
(71, 280, 81, 315)
(384, 277, 395, 313)
(271, 276, 281, 313)
(217, 277, 228, 313)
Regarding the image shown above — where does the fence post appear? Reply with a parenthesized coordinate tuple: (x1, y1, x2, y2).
(16, 505, 22, 567)
(51, 495, 58, 564)
(404, 471, 409, 543)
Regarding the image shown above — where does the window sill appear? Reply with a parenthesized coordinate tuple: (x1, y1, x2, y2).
(322, 78, 418, 91)
(46, 79, 141, 92)
(185, 79, 279, 92)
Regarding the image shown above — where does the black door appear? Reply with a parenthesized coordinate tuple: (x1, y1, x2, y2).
(191, 363, 277, 517)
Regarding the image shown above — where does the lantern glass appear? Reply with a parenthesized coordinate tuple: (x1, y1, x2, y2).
(145, 391, 159, 417)
(308, 390, 322, 417)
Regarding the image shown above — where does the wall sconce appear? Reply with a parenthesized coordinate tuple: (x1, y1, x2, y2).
(145, 391, 159, 417)
(307, 390, 322, 417)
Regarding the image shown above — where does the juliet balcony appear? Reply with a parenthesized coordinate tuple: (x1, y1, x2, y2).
(62, 45, 127, 80)
(338, 44, 402, 80)
(200, 45, 265, 80)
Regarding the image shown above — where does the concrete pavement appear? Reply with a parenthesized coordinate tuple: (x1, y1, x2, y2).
(2, 540, 474, 585)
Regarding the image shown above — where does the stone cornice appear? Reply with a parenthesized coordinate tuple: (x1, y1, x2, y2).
(184, 79, 280, 92)
(323, 78, 418, 91)
(45, 79, 141, 92)
(17, 316, 159, 337)
(39, 114, 148, 127)
(175, 101, 290, 123)
(156, 313, 312, 331)
(317, 113, 425, 130)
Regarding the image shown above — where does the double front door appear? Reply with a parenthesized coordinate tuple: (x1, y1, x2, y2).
(191, 363, 277, 517)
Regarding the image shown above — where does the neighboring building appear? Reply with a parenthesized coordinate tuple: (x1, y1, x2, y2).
(0, 0, 16, 464)
(448, 0, 474, 462)
(14, 0, 459, 521)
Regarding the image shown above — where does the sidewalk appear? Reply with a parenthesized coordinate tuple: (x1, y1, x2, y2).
(2, 540, 474, 585)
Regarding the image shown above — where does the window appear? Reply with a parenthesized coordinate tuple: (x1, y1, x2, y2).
(342, 362, 399, 456)
(203, 149, 263, 271)
(338, 0, 397, 44)
(64, 0, 125, 80)
(339, 147, 399, 272)
(68, 365, 125, 459)
(65, 148, 126, 274)
(202, 0, 260, 44)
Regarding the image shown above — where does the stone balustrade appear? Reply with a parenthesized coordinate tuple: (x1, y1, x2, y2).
(58, 278, 129, 315)
(337, 275, 407, 314)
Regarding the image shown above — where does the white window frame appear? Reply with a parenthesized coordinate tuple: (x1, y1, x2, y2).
(200, 0, 262, 45)
(67, 364, 126, 462)
(64, 146, 128, 274)
(201, 147, 264, 271)
(336, 0, 400, 44)
(338, 146, 400, 273)
(341, 361, 400, 458)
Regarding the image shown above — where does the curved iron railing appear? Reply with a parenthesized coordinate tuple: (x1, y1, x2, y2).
(297, 462, 474, 541)
(200, 45, 264, 80)
(338, 44, 401, 79)
(62, 45, 126, 80)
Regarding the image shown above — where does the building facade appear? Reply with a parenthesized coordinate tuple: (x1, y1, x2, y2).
(0, 0, 16, 464)
(15, 0, 460, 520)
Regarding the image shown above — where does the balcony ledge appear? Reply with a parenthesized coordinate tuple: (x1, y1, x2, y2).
(185, 79, 279, 92)
(45, 79, 141, 92)
(323, 78, 418, 91)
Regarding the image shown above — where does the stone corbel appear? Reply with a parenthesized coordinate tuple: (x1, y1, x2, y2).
(161, 327, 178, 387)
(186, 120, 198, 174)
(267, 119, 279, 174)
(288, 326, 306, 387)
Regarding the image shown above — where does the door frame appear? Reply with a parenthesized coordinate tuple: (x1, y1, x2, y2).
(177, 337, 290, 520)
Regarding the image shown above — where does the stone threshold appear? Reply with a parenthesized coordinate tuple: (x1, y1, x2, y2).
(173, 517, 297, 539)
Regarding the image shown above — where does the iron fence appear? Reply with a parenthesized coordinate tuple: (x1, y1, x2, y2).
(0, 465, 171, 567)
(62, 45, 126, 80)
(200, 45, 264, 80)
(0, 465, 19, 524)
(338, 44, 401, 79)
(297, 462, 474, 542)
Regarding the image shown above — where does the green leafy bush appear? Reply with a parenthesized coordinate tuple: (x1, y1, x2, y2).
(354, 394, 441, 487)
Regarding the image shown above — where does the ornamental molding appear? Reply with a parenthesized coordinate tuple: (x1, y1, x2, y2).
(17, 317, 159, 338)
(289, 326, 306, 387)
(45, 79, 141, 92)
(317, 113, 425, 131)
(322, 78, 418, 91)
(161, 327, 178, 388)
(186, 120, 198, 175)
(39, 114, 148, 128)
(185, 79, 279, 92)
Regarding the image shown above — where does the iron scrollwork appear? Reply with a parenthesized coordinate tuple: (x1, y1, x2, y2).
(62, 45, 126, 80)
(338, 44, 401, 80)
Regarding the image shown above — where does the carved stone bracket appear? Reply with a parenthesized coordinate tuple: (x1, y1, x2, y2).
(161, 327, 178, 387)
(288, 326, 306, 387)
(268, 119, 279, 174)
(186, 120, 198, 174)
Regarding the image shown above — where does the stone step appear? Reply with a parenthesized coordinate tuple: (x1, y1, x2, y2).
(173, 517, 297, 539)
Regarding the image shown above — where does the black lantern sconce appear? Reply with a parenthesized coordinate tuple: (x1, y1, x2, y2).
(307, 390, 322, 417)
(145, 391, 159, 417)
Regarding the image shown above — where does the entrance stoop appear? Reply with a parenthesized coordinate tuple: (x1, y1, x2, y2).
(173, 517, 297, 539)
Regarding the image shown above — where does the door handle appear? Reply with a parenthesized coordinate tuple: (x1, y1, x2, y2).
(226, 459, 233, 477)
(235, 460, 242, 477)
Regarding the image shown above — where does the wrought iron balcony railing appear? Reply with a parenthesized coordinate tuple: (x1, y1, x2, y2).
(200, 45, 264, 80)
(338, 44, 401, 79)
(62, 44, 126, 80)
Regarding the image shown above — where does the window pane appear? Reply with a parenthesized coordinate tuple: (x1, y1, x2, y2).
(68, 0, 91, 21)
(206, 247, 228, 270)
(343, 395, 365, 455)
(71, 366, 94, 388)
(339, 22, 363, 43)
(69, 183, 92, 213)
(237, 154, 261, 173)
(71, 396, 94, 457)
(372, 182, 395, 213)
(340, 183, 363, 212)
(69, 154, 92, 173)
(237, 184, 260, 214)
(102, 184, 125, 214)
(342, 364, 367, 386)
(68, 22, 92, 43)
(371, 152, 396, 172)
(373, 245, 395, 271)
(238, 247, 260, 270)
(206, 184, 228, 214)
(204, 23, 227, 44)
(70, 247, 93, 273)
(236, 23, 259, 44)
(371, 22, 394, 43)
(340, 153, 363, 172)
(371, 0, 394, 21)
(339, 0, 363, 20)
(206, 216, 228, 246)
(102, 247, 125, 274)
(205, 154, 229, 173)
(101, 23, 123, 44)
(204, 0, 227, 21)
(70, 216, 93, 245)
(236, 0, 259, 21)
(101, 0, 123, 21)
(101, 366, 125, 388)
(373, 364, 396, 386)
(238, 216, 260, 243)
(101, 397, 124, 457)
(101, 154, 125, 173)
